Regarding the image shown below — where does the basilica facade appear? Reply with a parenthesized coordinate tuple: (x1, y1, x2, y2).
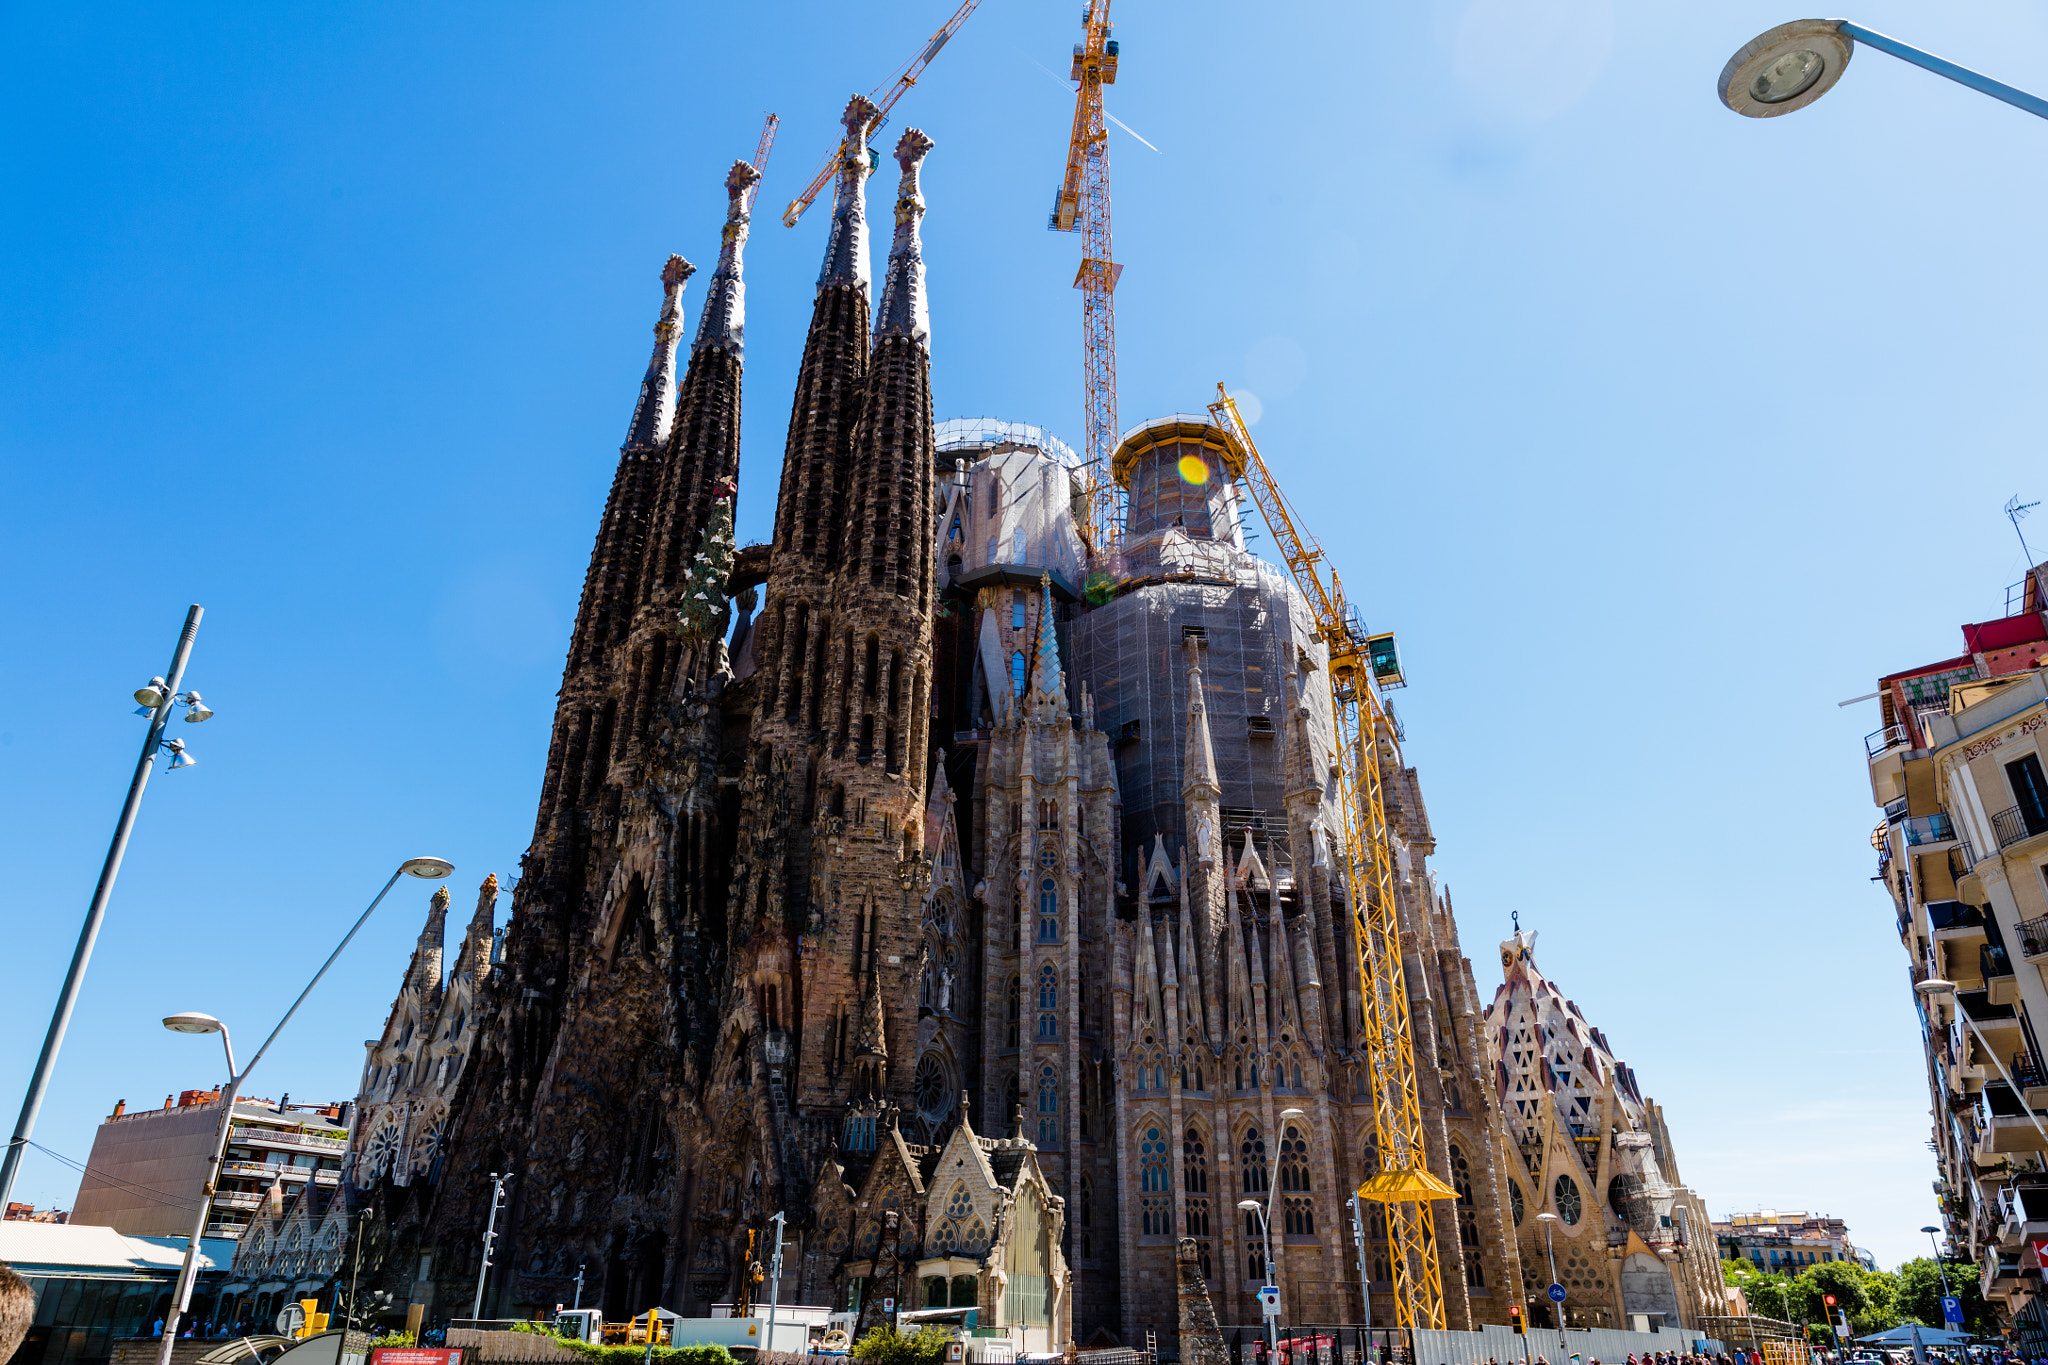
(343, 99, 1530, 1352)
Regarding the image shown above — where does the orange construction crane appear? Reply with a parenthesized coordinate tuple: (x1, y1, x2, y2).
(746, 112, 780, 214)
(1050, 0, 1123, 559)
(779, 0, 985, 229)
(1207, 383, 1456, 1332)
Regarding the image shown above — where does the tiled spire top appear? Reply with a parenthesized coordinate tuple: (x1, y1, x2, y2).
(817, 94, 880, 295)
(873, 127, 934, 345)
(1030, 570, 1064, 704)
(694, 160, 760, 360)
(622, 253, 695, 451)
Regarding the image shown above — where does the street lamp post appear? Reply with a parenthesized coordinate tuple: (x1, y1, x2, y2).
(1920, 1226, 1954, 1301)
(1915, 979, 2048, 1146)
(1719, 19, 2048, 123)
(1238, 1106, 1307, 1364)
(0, 604, 214, 1210)
(1348, 1193, 1371, 1332)
(1536, 1211, 1567, 1360)
(154, 856, 455, 1365)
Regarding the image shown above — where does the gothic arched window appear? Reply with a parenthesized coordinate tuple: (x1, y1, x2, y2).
(1037, 1064, 1059, 1148)
(1005, 977, 1020, 1048)
(1011, 590, 1026, 631)
(1140, 1127, 1169, 1193)
(1037, 964, 1058, 1039)
(1010, 651, 1027, 697)
(1182, 1126, 1209, 1192)
(1241, 1126, 1268, 1193)
(1278, 1126, 1311, 1192)
(1037, 879, 1059, 942)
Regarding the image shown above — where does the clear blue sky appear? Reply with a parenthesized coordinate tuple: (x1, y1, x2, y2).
(8, 0, 2048, 1272)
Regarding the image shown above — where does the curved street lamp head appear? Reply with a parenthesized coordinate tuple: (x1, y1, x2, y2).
(1535, 1211, 1560, 1223)
(1720, 20, 1855, 117)
(401, 857, 456, 880)
(1916, 977, 1959, 998)
(1237, 1198, 1263, 1212)
(163, 1012, 224, 1035)
(1278, 1107, 1308, 1123)
(1922, 1225, 1941, 1234)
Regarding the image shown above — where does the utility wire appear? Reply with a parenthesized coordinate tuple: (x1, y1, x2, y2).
(27, 1140, 203, 1210)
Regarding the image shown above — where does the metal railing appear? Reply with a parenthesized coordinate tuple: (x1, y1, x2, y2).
(2018, 915, 2048, 958)
(1868, 725, 1910, 757)
(1994, 805, 2048, 850)
(2015, 1054, 2048, 1091)
(228, 1125, 346, 1151)
(1985, 943, 2015, 979)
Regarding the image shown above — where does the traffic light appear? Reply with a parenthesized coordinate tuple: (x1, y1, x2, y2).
(1824, 1296, 1836, 1308)
(1510, 1306, 1525, 1336)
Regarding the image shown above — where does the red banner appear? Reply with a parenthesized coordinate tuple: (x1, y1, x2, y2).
(371, 1350, 464, 1365)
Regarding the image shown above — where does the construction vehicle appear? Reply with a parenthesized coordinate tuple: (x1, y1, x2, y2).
(1050, 0, 1123, 562)
(1207, 383, 1456, 1331)
(552, 1308, 603, 1342)
(780, 0, 985, 228)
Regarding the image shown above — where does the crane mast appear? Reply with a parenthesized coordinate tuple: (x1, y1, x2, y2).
(1207, 384, 1456, 1331)
(746, 112, 780, 214)
(780, 0, 985, 228)
(1051, 0, 1123, 557)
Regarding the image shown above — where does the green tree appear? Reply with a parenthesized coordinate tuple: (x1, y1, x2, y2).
(1894, 1256, 1989, 1334)
(1723, 1259, 1760, 1286)
(1855, 1268, 1906, 1335)
(850, 1326, 952, 1365)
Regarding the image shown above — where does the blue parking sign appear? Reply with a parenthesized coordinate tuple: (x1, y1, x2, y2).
(1941, 1296, 1962, 1327)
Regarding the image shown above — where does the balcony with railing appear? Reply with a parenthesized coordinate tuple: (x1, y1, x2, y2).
(204, 1223, 246, 1239)
(1994, 805, 2048, 851)
(1931, 900, 1988, 942)
(1987, 941, 2020, 1006)
(1869, 725, 1911, 758)
(1906, 813, 1959, 847)
(2019, 916, 2048, 960)
(227, 1125, 346, 1152)
(211, 1191, 262, 1211)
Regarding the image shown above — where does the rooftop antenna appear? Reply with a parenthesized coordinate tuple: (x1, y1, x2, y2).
(2007, 495, 2040, 569)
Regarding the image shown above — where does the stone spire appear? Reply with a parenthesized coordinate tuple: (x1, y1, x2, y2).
(818, 95, 879, 295)
(561, 254, 693, 675)
(1030, 571, 1065, 708)
(1182, 635, 1220, 804)
(694, 160, 760, 361)
(458, 875, 499, 980)
(766, 95, 879, 588)
(622, 254, 694, 452)
(873, 127, 933, 345)
(410, 886, 450, 994)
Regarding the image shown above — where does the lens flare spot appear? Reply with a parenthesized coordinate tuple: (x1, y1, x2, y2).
(1177, 454, 1210, 486)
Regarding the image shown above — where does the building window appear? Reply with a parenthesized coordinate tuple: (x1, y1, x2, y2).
(1011, 651, 1027, 697)
(1241, 1127, 1268, 1192)
(1012, 591, 1026, 630)
(1013, 527, 1027, 562)
(1554, 1173, 1583, 1225)
(1278, 1126, 1311, 1192)
(1140, 1126, 1170, 1193)
(1183, 1126, 1209, 1192)
(1037, 964, 1058, 1039)
(1508, 1180, 1525, 1226)
(1036, 1064, 1058, 1147)
(1005, 977, 1020, 1048)
(1283, 1195, 1315, 1237)
(1037, 879, 1059, 941)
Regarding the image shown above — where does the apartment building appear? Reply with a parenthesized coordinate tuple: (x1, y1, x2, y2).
(69, 1090, 350, 1241)
(1866, 565, 2048, 1327)
(1712, 1210, 1872, 1274)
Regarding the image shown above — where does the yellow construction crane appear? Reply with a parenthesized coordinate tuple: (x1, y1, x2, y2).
(780, 0, 985, 229)
(1050, 0, 1123, 560)
(1207, 383, 1457, 1331)
(745, 112, 780, 215)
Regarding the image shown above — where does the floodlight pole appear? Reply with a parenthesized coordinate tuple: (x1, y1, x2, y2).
(474, 1173, 511, 1319)
(0, 604, 203, 1211)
